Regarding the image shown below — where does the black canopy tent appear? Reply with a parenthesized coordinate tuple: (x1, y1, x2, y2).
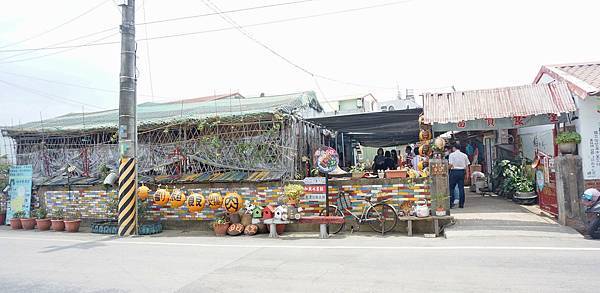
(306, 108, 422, 147)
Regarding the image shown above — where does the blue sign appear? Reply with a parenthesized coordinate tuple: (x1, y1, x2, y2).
(5, 165, 33, 224)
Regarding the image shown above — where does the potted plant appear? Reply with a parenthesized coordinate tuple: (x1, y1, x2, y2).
(35, 208, 52, 231)
(556, 131, 581, 155)
(10, 211, 25, 229)
(212, 215, 230, 236)
(20, 211, 36, 230)
(431, 193, 449, 216)
(513, 176, 537, 205)
(283, 184, 304, 206)
(350, 163, 366, 178)
(64, 209, 82, 233)
(51, 208, 65, 231)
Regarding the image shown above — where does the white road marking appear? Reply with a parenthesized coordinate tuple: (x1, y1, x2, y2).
(1, 235, 600, 251)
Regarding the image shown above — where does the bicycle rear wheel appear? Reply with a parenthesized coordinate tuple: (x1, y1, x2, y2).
(365, 203, 398, 233)
(319, 206, 345, 234)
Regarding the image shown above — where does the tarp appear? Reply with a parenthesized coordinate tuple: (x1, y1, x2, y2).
(307, 108, 422, 147)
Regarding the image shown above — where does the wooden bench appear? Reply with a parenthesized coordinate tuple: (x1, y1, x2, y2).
(299, 216, 345, 239)
(398, 215, 453, 237)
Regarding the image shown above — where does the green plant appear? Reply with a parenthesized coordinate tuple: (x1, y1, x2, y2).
(350, 162, 366, 173)
(212, 214, 229, 228)
(35, 208, 48, 219)
(556, 131, 581, 144)
(12, 211, 26, 218)
(431, 193, 449, 209)
(52, 208, 65, 220)
(99, 164, 111, 178)
(284, 184, 304, 203)
(515, 177, 534, 193)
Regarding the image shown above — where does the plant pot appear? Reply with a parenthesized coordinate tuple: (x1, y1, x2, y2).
(20, 218, 36, 230)
(214, 223, 230, 236)
(36, 219, 52, 231)
(51, 220, 65, 231)
(241, 214, 252, 226)
(351, 172, 365, 179)
(10, 218, 22, 229)
(229, 213, 241, 224)
(64, 220, 81, 233)
(513, 191, 537, 205)
(257, 223, 268, 234)
(435, 209, 446, 217)
(559, 142, 576, 155)
(267, 223, 286, 235)
(385, 170, 407, 179)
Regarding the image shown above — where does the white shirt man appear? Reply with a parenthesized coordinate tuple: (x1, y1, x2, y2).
(448, 145, 470, 208)
(449, 148, 470, 170)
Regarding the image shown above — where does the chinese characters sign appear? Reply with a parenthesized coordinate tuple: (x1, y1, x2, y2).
(302, 177, 326, 201)
(5, 165, 33, 224)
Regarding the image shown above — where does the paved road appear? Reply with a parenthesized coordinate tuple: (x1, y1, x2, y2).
(1, 228, 599, 293)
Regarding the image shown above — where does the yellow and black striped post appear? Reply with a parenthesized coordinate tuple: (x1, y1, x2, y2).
(118, 157, 137, 236)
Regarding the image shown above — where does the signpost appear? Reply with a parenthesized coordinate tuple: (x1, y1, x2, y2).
(5, 165, 33, 224)
(313, 147, 339, 218)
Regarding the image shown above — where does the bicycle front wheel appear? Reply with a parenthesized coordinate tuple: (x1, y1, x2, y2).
(319, 206, 345, 234)
(365, 203, 398, 234)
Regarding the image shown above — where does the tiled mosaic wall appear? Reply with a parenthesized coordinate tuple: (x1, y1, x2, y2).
(40, 178, 431, 221)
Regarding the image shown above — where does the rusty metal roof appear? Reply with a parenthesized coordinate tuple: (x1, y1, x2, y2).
(423, 82, 576, 124)
(534, 62, 600, 98)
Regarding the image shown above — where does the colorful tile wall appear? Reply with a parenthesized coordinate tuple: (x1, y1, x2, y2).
(41, 180, 431, 221)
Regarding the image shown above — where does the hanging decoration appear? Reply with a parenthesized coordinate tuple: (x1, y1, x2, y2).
(186, 193, 206, 213)
(153, 188, 170, 206)
(137, 185, 150, 201)
(207, 192, 223, 210)
(223, 192, 243, 213)
(169, 188, 187, 208)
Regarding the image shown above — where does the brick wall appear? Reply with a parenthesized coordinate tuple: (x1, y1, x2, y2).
(585, 179, 600, 190)
(40, 178, 432, 222)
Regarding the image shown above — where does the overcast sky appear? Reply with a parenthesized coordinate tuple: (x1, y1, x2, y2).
(0, 0, 599, 156)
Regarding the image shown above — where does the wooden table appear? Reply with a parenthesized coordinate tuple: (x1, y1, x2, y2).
(398, 215, 453, 237)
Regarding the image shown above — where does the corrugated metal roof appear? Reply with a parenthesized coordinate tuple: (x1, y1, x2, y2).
(423, 82, 576, 124)
(535, 62, 600, 98)
(6, 91, 321, 133)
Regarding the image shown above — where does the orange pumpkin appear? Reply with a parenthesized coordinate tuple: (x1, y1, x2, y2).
(186, 193, 206, 213)
(153, 188, 170, 206)
(419, 129, 432, 141)
(207, 192, 223, 210)
(169, 189, 186, 208)
(137, 185, 150, 201)
(223, 192, 243, 213)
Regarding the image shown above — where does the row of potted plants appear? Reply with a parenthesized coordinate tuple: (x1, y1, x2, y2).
(9, 208, 81, 232)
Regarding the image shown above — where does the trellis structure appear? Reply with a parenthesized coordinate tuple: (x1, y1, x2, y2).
(3, 92, 327, 183)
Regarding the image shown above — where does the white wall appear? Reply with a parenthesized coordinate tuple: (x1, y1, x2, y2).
(518, 125, 555, 160)
(575, 96, 600, 179)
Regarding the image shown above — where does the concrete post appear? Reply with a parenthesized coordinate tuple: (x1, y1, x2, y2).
(554, 155, 586, 226)
(430, 158, 450, 215)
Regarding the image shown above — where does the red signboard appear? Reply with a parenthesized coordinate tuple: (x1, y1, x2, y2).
(304, 185, 326, 193)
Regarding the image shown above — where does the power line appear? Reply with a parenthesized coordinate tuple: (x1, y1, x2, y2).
(0, 71, 179, 100)
(0, 32, 119, 64)
(141, 0, 156, 100)
(0, 79, 106, 110)
(0, 0, 111, 49)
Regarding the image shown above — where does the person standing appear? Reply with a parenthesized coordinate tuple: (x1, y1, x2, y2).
(448, 143, 470, 208)
(372, 148, 386, 172)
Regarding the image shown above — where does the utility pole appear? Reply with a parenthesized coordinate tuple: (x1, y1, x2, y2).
(117, 0, 137, 236)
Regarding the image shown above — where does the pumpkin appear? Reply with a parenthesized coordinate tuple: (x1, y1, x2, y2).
(434, 137, 446, 150)
(186, 193, 206, 213)
(153, 188, 170, 206)
(244, 224, 258, 236)
(137, 185, 150, 201)
(227, 223, 244, 236)
(419, 129, 432, 141)
(223, 192, 242, 213)
(207, 192, 223, 210)
(419, 144, 432, 157)
(169, 189, 186, 208)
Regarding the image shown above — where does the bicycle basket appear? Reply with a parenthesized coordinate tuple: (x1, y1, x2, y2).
(337, 192, 352, 210)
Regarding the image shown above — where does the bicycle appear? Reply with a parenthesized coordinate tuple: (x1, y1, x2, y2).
(319, 192, 398, 234)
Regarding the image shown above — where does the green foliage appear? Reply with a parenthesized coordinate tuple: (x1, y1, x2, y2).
(52, 208, 65, 220)
(431, 193, 449, 209)
(349, 162, 366, 173)
(284, 184, 304, 203)
(137, 198, 149, 223)
(556, 131, 581, 144)
(213, 214, 229, 226)
(35, 208, 48, 219)
(492, 160, 534, 195)
(99, 164, 111, 178)
(12, 211, 25, 218)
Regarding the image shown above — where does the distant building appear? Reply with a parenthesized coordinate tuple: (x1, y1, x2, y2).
(319, 93, 378, 115)
(379, 89, 421, 111)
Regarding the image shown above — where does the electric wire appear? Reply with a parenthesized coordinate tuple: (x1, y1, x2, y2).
(0, 0, 111, 49)
(0, 79, 106, 110)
